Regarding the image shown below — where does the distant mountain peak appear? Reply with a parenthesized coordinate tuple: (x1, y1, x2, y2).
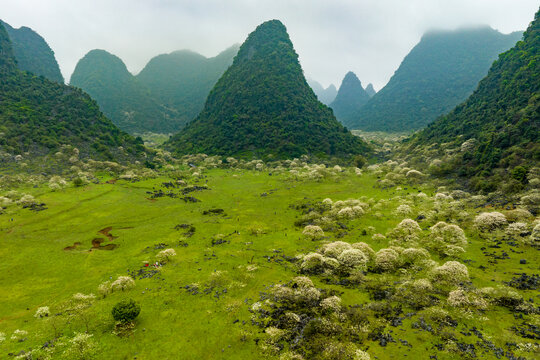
(330, 71, 371, 126)
(349, 26, 523, 131)
(365, 83, 376, 97)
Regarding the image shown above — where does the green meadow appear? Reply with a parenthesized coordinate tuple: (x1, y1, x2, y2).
(0, 165, 538, 359)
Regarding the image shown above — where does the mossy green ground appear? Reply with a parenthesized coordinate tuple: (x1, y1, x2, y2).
(0, 169, 537, 359)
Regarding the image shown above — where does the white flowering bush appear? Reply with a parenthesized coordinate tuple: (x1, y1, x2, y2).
(374, 248, 399, 272)
(338, 249, 369, 270)
(10, 329, 28, 341)
(98, 280, 112, 297)
(395, 278, 434, 308)
(354, 349, 371, 360)
(372, 233, 386, 242)
(300, 253, 325, 274)
(394, 204, 413, 217)
(156, 248, 177, 263)
(526, 222, 540, 246)
(0, 332, 5, 343)
(321, 241, 352, 258)
(34, 306, 50, 318)
(302, 225, 325, 240)
(64, 332, 97, 360)
(430, 261, 469, 285)
(111, 276, 135, 292)
(320, 296, 341, 313)
(389, 219, 422, 246)
(351, 242, 375, 260)
(0, 196, 12, 207)
(48, 176, 67, 191)
(427, 222, 467, 257)
(474, 212, 507, 232)
(18, 194, 36, 206)
(505, 222, 529, 238)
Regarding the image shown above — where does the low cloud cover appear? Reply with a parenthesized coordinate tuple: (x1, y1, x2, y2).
(2, 0, 537, 89)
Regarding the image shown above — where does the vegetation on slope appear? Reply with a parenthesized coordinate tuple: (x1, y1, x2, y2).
(0, 23, 144, 162)
(70, 49, 178, 134)
(405, 9, 539, 193)
(137, 45, 239, 128)
(1, 20, 64, 83)
(330, 71, 371, 126)
(165, 20, 370, 160)
(350, 27, 523, 131)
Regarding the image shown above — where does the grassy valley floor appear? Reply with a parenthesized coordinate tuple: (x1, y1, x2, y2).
(0, 164, 538, 359)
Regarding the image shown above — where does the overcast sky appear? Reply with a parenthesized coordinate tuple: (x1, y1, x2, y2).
(2, 0, 538, 89)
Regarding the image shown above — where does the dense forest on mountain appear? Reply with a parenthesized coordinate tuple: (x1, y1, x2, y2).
(307, 79, 337, 105)
(0, 23, 144, 161)
(165, 20, 370, 159)
(330, 71, 371, 126)
(137, 45, 239, 128)
(406, 10, 539, 193)
(70, 46, 238, 134)
(350, 27, 523, 131)
(1, 20, 64, 83)
(70, 50, 178, 134)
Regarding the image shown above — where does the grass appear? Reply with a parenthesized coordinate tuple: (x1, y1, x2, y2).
(0, 167, 537, 359)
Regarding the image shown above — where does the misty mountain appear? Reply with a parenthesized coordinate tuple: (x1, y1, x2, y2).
(409, 10, 539, 192)
(70, 49, 178, 134)
(365, 83, 376, 97)
(330, 71, 370, 126)
(1, 20, 63, 83)
(349, 27, 523, 132)
(307, 78, 337, 105)
(165, 20, 370, 159)
(137, 45, 239, 128)
(70, 45, 238, 134)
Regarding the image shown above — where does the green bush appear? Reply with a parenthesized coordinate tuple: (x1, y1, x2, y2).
(112, 299, 140, 323)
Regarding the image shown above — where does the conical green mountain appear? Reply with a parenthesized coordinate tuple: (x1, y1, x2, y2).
(137, 45, 239, 126)
(1, 20, 63, 83)
(307, 78, 337, 105)
(365, 83, 376, 97)
(70, 49, 177, 134)
(0, 23, 143, 161)
(409, 9, 539, 192)
(330, 72, 370, 126)
(350, 27, 523, 132)
(165, 20, 369, 158)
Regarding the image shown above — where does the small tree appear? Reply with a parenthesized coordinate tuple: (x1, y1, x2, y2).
(112, 299, 141, 323)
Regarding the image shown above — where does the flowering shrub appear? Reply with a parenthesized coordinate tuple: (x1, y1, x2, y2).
(34, 306, 50, 318)
(389, 219, 422, 246)
(64, 332, 96, 359)
(338, 249, 369, 270)
(156, 248, 177, 263)
(428, 222, 467, 257)
(394, 205, 413, 217)
(430, 261, 469, 285)
(374, 248, 399, 272)
(10, 329, 28, 341)
(474, 212, 507, 232)
(302, 225, 325, 240)
(111, 276, 135, 292)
